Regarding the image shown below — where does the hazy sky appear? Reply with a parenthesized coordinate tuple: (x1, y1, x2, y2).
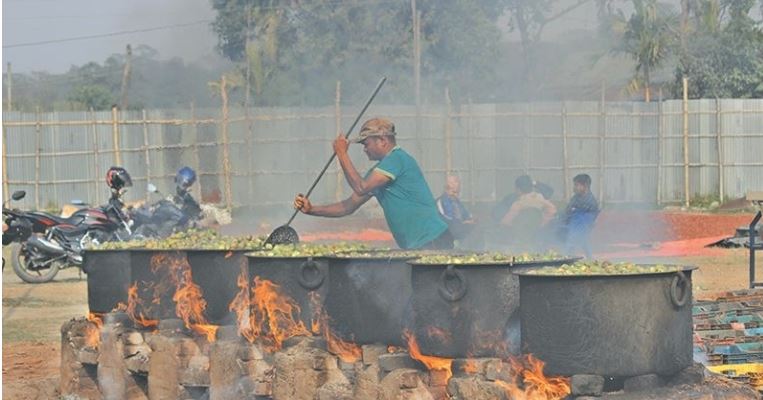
(3, 0, 222, 73)
(1, 0, 618, 74)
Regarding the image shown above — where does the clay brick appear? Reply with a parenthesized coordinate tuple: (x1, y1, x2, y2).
(429, 369, 450, 387)
(123, 331, 144, 345)
(378, 353, 422, 373)
(362, 344, 388, 365)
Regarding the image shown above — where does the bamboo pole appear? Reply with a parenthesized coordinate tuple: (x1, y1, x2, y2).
(334, 81, 343, 201)
(34, 108, 41, 210)
(561, 102, 570, 199)
(598, 81, 606, 205)
(191, 102, 202, 202)
(111, 106, 122, 166)
(220, 75, 233, 211)
(656, 90, 664, 205)
(2, 124, 9, 204)
(716, 97, 724, 203)
(467, 98, 475, 206)
(142, 109, 151, 202)
(246, 93, 255, 204)
(524, 104, 531, 174)
(445, 87, 453, 173)
(5, 62, 11, 112)
(682, 77, 690, 207)
(51, 111, 59, 206)
(91, 108, 102, 206)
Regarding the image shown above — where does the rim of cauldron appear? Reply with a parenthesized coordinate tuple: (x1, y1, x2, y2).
(513, 264, 697, 278)
(327, 248, 450, 261)
(85, 247, 261, 253)
(245, 252, 334, 259)
(407, 256, 581, 267)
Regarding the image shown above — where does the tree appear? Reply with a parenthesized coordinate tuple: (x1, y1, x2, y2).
(67, 84, 113, 110)
(610, 0, 678, 101)
(673, 0, 763, 98)
(209, 0, 507, 105)
(503, 0, 603, 97)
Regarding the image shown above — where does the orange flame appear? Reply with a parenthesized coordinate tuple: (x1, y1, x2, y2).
(229, 272, 313, 350)
(228, 271, 360, 360)
(492, 355, 570, 400)
(229, 270, 256, 342)
(309, 291, 322, 336)
(250, 276, 311, 351)
(463, 359, 479, 375)
(84, 313, 103, 348)
(404, 330, 453, 381)
(152, 253, 218, 342)
(314, 312, 361, 363)
(126, 283, 159, 328)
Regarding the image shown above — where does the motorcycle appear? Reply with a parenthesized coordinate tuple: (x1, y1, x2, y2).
(130, 184, 202, 239)
(7, 193, 131, 283)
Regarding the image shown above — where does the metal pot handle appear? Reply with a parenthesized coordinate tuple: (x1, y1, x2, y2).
(297, 257, 325, 290)
(438, 265, 467, 302)
(670, 271, 689, 308)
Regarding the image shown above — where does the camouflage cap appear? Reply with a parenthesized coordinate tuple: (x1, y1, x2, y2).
(351, 118, 396, 143)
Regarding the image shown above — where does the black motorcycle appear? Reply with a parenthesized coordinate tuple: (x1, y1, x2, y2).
(5, 193, 128, 283)
(130, 184, 202, 239)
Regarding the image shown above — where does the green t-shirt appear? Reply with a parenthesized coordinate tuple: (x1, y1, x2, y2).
(368, 147, 448, 249)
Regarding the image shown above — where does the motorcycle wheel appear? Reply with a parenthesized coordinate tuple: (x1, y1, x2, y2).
(11, 243, 60, 284)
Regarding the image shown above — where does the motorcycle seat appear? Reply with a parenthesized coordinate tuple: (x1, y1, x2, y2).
(28, 211, 87, 227)
(53, 224, 91, 236)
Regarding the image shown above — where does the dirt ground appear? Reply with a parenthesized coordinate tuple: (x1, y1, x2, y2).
(2, 211, 760, 399)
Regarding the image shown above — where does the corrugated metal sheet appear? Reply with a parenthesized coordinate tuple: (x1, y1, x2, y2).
(3, 99, 763, 210)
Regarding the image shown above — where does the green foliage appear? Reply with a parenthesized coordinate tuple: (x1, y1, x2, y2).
(610, 0, 679, 96)
(210, 0, 506, 105)
(673, 1, 763, 98)
(7, 45, 226, 111)
(67, 84, 113, 110)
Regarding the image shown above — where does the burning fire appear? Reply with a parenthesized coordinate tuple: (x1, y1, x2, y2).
(251, 276, 311, 351)
(85, 313, 103, 348)
(228, 271, 361, 361)
(153, 253, 219, 342)
(462, 359, 479, 375)
(127, 283, 159, 328)
(405, 328, 569, 399)
(229, 270, 256, 342)
(230, 275, 313, 351)
(493, 355, 570, 400)
(404, 330, 453, 381)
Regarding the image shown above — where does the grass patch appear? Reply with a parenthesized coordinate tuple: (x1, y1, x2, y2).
(2, 296, 79, 308)
(2, 317, 66, 342)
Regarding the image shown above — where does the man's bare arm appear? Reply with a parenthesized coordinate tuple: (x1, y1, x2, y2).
(336, 155, 391, 196)
(296, 192, 371, 218)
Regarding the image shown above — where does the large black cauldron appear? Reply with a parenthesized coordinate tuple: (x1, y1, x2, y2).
(408, 257, 577, 358)
(246, 254, 329, 330)
(324, 251, 420, 346)
(516, 266, 695, 377)
(85, 249, 243, 325)
(85, 249, 184, 319)
(84, 249, 132, 314)
(184, 249, 249, 325)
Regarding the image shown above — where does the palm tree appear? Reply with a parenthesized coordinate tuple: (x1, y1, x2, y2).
(612, 0, 678, 101)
